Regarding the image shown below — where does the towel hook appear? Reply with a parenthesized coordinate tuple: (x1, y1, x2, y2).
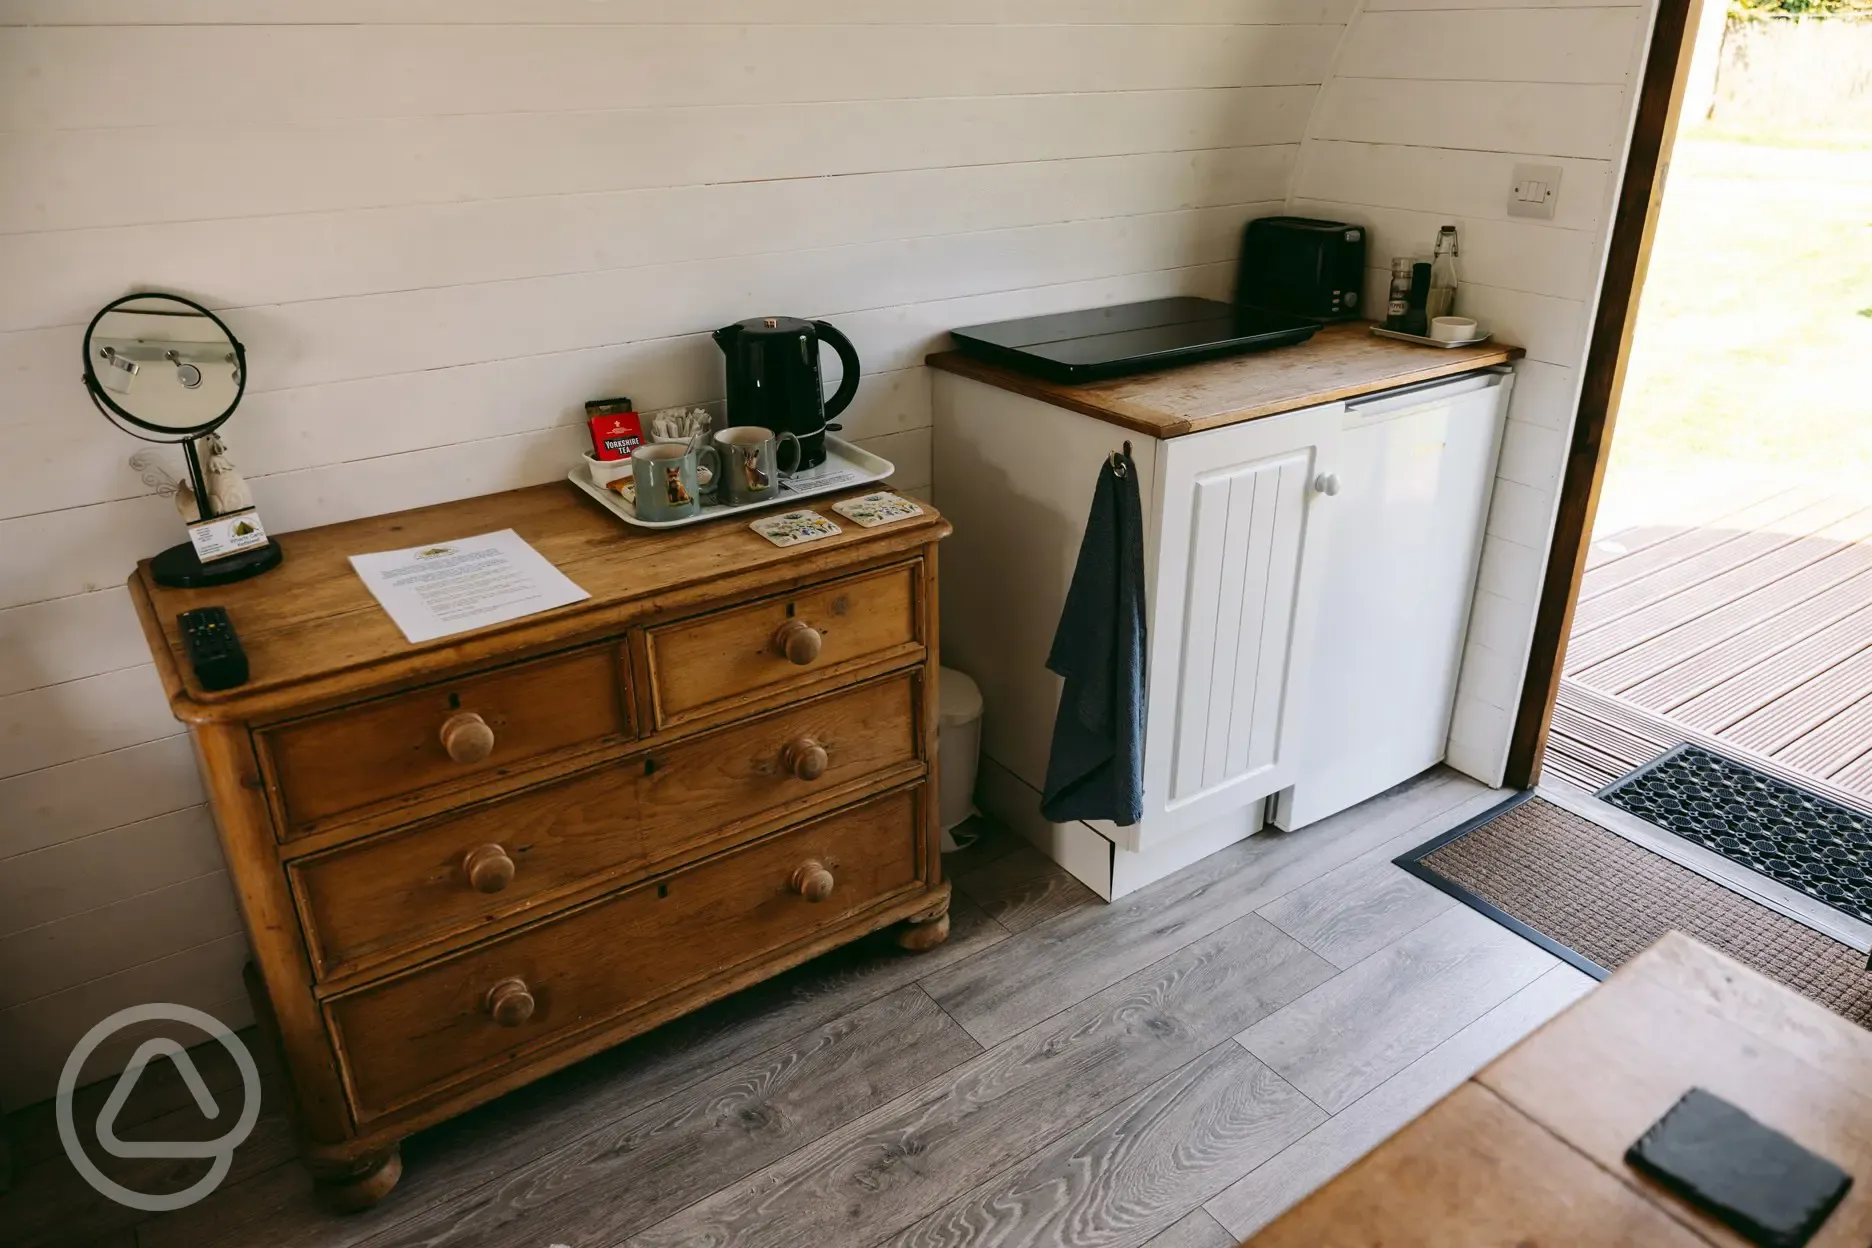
(1109, 440, 1131, 478)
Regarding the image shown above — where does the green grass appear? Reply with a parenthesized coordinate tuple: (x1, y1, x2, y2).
(1689, 122, 1872, 151)
(1597, 125, 1872, 527)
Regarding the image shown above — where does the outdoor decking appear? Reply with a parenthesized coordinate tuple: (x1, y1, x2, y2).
(1544, 484, 1872, 812)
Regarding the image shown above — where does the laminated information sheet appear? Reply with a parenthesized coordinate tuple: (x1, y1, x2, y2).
(349, 528, 589, 644)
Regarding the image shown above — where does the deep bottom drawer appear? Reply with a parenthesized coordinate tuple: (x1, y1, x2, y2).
(327, 787, 924, 1121)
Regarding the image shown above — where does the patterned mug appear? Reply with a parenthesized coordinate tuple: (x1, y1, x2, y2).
(712, 426, 802, 507)
(630, 442, 718, 522)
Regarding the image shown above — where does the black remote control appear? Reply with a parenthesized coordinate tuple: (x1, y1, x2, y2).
(178, 607, 250, 691)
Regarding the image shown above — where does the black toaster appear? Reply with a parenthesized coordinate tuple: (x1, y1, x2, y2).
(1234, 216, 1368, 322)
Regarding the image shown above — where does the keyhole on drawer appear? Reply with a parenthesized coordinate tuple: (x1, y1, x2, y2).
(448, 693, 461, 709)
(657, 883, 669, 899)
(785, 603, 796, 618)
(643, 756, 659, 775)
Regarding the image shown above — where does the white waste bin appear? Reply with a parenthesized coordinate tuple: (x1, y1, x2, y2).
(937, 666, 983, 847)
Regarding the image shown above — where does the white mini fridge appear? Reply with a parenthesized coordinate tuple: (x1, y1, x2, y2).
(1274, 367, 1514, 830)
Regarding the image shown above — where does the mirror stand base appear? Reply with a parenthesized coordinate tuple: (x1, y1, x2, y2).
(151, 538, 283, 589)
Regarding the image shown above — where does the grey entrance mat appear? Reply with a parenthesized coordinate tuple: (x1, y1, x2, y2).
(1599, 742, 1872, 926)
(1396, 795, 1872, 1029)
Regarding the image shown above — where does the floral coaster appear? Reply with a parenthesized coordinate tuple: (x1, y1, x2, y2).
(831, 491, 924, 528)
(749, 510, 842, 548)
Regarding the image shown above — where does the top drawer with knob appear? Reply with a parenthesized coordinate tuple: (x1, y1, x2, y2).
(257, 644, 631, 840)
(643, 563, 923, 729)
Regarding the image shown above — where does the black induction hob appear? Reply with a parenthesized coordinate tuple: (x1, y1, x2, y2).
(949, 297, 1318, 383)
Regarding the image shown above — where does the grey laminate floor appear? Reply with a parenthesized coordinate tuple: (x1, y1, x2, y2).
(1, 769, 1595, 1248)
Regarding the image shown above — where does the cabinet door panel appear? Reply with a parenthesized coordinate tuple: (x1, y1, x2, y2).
(1135, 403, 1341, 849)
(1172, 451, 1310, 802)
(1239, 457, 1309, 777)
(1200, 464, 1267, 786)
(1172, 470, 1231, 799)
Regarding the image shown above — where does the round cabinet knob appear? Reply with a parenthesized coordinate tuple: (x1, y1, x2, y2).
(780, 737, 829, 781)
(484, 977, 535, 1028)
(790, 859, 835, 902)
(439, 711, 496, 764)
(462, 843, 515, 894)
(1313, 472, 1342, 497)
(771, 619, 823, 666)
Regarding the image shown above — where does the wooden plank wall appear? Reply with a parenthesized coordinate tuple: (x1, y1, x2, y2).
(0, 1, 1354, 1108)
(1287, 0, 1658, 785)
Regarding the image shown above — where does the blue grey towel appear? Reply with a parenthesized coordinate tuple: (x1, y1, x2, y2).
(1041, 450, 1147, 826)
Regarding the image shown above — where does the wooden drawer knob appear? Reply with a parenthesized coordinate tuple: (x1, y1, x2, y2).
(484, 977, 535, 1027)
(439, 711, 496, 764)
(463, 843, 515, 894)
(771, 619, 822, 666)
(790, 859, 835, 902)
(780, 737, 829, 781)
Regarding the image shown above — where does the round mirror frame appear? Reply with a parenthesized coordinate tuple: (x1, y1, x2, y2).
(82, 291, 280, 591)
(81, 292, 247, 443)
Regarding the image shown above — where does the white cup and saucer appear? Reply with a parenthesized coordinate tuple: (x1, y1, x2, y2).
(1430, 316, 1486, 344)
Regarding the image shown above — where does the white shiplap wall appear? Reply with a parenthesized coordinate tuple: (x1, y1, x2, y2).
(0, 1, 1354, 1107)
(1289, 0, 1658, 783)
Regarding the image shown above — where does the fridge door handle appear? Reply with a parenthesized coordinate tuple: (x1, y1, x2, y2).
(1347, 370, 1503, 419)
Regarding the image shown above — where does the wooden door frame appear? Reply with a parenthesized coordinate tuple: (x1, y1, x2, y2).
(1502, 0, 1707, 788)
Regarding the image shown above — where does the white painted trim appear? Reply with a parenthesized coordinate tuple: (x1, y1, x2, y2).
(974, 753, 1275, 901)
(975, 755, 1115, 901)
(1109, 805, 1266, 899)
(1284, 0, 1373, 212)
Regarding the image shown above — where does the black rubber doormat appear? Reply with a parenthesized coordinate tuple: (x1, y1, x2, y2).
(1598, 743, 1872, 926)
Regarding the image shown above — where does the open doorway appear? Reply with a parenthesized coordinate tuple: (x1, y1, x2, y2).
(1533, 0, 1872, 812)
(1406, 0, 1872, 989)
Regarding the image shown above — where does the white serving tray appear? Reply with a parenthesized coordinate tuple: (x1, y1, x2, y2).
(569, 436, 895, 530)
(1369, 326, 1494, 349)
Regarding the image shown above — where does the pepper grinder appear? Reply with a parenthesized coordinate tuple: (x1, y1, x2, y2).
(1404, 262, 1432, 336)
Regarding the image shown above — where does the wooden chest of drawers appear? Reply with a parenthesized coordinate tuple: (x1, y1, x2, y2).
(129, 482, 950, 1208)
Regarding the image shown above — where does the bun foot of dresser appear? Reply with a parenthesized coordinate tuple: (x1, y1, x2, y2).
(895, 886, 952, 952)
(309, 1145, 403, 1212)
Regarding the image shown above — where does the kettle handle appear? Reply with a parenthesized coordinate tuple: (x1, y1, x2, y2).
(813, 321, 861, 421)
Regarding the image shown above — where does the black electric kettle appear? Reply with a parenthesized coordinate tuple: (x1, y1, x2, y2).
(713, 316, 859, 470)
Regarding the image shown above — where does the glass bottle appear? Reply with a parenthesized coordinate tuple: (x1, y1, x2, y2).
(1427, 225, 1459, 321)
(1385, 257, 1414, 331)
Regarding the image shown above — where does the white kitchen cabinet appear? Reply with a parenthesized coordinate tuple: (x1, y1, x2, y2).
(933, 330, 1519, 900)
(933, 372, 1341, 895)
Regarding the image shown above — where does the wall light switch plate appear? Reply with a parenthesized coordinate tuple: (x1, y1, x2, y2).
(1508, 163, 1562, 220)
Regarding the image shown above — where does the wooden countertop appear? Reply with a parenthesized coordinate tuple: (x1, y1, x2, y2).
(928, 321, 1523, 439)
(130, 482, 947, 721)
(1246, 932, 1872, 1246)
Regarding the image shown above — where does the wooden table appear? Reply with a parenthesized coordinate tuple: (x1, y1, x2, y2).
(1247, 932, 1872, 1246)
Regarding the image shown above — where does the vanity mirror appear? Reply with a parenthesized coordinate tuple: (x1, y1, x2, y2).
(83, 292, 281, 586)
